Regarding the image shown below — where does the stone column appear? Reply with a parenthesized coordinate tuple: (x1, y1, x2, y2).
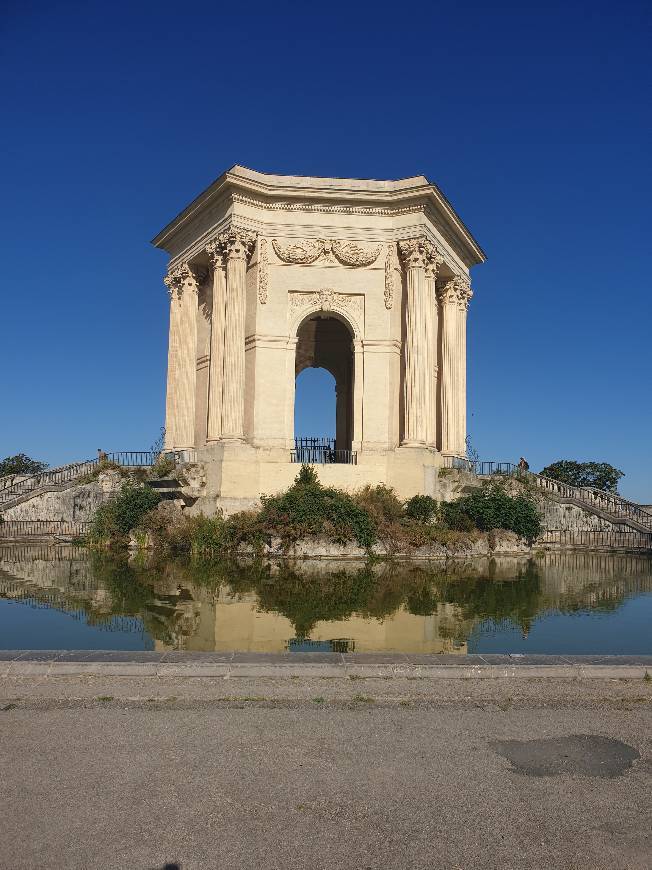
(437, 276, 472, 456)
(219, 227, 256, 440)
(398, 237, 432, 446)
(205, 239, 226, 441)
(164, 264, 200, 450)
(424, 248, 443, 448)
(437, 278, 458, 456)
(455, 276, 473, 456)
(162, 275, 182, 449)
(352, 340, 364, 451)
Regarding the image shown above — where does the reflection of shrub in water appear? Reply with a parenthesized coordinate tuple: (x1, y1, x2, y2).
(182, 558, 546, 639)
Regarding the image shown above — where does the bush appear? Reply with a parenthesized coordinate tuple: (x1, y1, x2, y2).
(255, 465, 377, 549)
(439, 501, 476, 532)
(404, 494, 438, 523)
(90, 483, 162, 543)
(353, 484, 404, 524)
(148, 455, 176, 479)
(448, 484, 541, 542)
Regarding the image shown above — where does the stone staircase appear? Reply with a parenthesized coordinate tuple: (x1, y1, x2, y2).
(0, 460, 98, 513)
(446, 459, 652, 534)
(0, 451, 171, 517)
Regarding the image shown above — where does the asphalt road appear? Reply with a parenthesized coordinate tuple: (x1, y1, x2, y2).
(2, 677, 651, 870)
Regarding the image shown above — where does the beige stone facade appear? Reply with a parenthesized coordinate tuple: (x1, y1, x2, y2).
(152, 166, 484, 507)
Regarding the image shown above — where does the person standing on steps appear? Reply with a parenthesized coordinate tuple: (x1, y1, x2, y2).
(518, 456, 530, 473)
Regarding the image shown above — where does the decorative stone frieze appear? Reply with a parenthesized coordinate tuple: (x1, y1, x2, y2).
(288, 289, 363, 337)
(257, 238, 269, 304)
(272, 238, 323, 264)
(383, 242, 399, 310)
(272, 238, 381, 267)
(331, 240, 381, 267)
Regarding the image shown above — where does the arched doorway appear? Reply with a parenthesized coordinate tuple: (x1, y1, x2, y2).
(294, 314, 354, 455)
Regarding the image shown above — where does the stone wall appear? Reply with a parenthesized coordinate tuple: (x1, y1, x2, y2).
(1, 470, 123, 523)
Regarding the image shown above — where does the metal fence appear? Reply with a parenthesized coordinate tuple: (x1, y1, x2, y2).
(538, 529, 652, 550)
(291, 438, 357, 465)
(105, 451, 156, 466)
(0, 520, 92, 539)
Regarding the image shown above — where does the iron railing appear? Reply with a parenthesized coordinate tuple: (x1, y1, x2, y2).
(0, 520, 92, 539)
(105, 451, 157, 467)
(538, 529, 652, 550)
(0, 460, 98, 506)
(0, 449, 199, 510)
(291, 438, 357, 465)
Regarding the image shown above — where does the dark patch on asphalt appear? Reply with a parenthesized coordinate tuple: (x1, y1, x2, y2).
(492, 734, 640, 778)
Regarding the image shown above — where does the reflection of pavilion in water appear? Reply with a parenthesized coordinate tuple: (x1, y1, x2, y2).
(1, 547, 652, 654)
(154, 589, 470, 655)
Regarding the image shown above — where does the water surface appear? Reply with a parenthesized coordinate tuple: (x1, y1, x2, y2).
(1, 545, 651, 654)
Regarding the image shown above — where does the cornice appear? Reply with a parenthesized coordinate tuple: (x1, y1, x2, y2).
(151, 164, 485, 266)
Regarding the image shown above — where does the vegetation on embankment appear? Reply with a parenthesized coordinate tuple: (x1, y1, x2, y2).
(86, 483, 162, 547)
(85, 465, 541, 556)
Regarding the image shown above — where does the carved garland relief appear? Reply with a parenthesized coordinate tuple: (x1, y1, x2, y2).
(272, 238, 381, 267)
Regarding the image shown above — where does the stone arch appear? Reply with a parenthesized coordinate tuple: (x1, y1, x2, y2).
(293, 311, 355, 453)
(288, 289, 363, 343)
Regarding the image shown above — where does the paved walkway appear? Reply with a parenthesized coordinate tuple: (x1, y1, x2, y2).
(2, 650, 652, 679)
(2, 657, 652, 869)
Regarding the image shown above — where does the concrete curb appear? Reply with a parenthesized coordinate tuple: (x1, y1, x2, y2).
(1, 652, 651, 680)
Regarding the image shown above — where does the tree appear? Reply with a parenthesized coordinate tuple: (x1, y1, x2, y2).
(0, 454, 48, 477)
(539, 460, 624, 493)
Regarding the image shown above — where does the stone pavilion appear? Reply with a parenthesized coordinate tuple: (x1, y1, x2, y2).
(152, 166, 485, 510)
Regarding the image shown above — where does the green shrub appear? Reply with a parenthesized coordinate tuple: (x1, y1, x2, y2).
(77, 459, 124, 484)
(90, 483, 162, 543)
(148, 455, 176, 479)
(449, 484, 541, 542)
(404, 494, 438, 523)
(439, 501, 476, 532)
(255, 465, 377, 549)
(353, 484, 404, 524)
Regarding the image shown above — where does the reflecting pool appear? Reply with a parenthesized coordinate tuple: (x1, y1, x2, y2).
(1, 545, 651, 654)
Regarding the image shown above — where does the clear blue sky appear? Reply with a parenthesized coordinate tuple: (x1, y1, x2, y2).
(2, 1, 650, 500)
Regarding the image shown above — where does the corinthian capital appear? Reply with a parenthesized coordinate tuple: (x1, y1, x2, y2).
(164, 263, 190, 299)
(425, 246, 444, 280)
(217, 226, 257, 262)
(454, 275, 473, 310)
(436, 278, 458, 306)
(205, 238, 224, 268)
(436, 275, 473, 309)
(398, 236, 434, 269)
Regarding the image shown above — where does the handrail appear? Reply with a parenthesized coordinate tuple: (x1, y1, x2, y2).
(442, 456, 652, 531)
(291, 447, 358, 465)
(0, 459, 98, 505)
(0, 450, 174, 508)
